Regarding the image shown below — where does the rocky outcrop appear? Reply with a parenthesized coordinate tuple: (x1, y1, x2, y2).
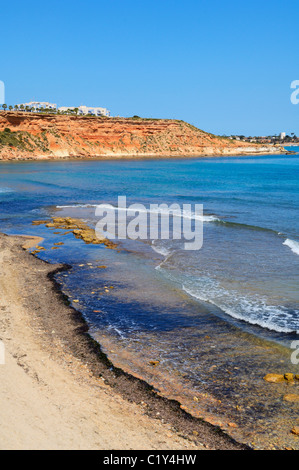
(0, 112, 284, 160)
(32, 217, 117, 249)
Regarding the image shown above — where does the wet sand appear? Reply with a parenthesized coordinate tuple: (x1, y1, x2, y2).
(0, 233, 245, 450)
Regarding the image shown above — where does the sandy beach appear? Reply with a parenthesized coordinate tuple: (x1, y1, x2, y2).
(0, 233, 245, 450)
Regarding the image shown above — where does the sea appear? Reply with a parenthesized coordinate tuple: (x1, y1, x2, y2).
(0, 150, 298, 448)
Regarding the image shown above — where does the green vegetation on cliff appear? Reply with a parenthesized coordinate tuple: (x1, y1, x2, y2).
(0, 128, 50, 153)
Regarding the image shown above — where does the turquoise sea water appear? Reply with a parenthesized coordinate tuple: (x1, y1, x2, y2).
(0, 154, 299, 446)
(1, 155, 298, 334)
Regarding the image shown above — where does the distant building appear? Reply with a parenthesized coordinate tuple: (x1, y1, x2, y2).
(58, 105, 110, 117)
(14, 101, 110, 117)
(16, 101, 57, 110)
(280, 132, 286, 140)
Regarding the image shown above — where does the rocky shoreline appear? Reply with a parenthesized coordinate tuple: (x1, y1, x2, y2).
(32, 217, 118, 250)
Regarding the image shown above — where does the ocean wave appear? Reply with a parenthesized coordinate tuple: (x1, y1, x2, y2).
(56, 203, 286, 236)
(56, 204, 98, 209)
(0, 187, 13, 194)
(56, 203, 219, 223)
(283, 238, 299, 256)
(182, 284, 299, 334)
(56, 204, 296, 243)
(151, 242, 171, 257)
(215, 219, 279, 234)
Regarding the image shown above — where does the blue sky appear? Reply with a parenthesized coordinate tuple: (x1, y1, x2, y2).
(1, 0, 298, 135)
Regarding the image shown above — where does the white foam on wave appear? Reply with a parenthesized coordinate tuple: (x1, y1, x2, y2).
(283, 238, 299, 256)
(56, 204, 97, 209)
(182, 282, 299, 334)
(151, 243, 171, 257)
(56, 203, 219, 223)
(0, 187, 13, 194)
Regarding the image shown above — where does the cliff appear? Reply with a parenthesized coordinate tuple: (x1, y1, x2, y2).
(0, 112, 283, 160)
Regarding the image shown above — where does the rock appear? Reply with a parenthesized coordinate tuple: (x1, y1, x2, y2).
(291, 427, 299, 436)
(283, 394, 299, 403)
(41, 217, 117, 249)
(32, 220, 48, 226)
(52, 217, 67, 224)
(284, 373, 295, 381)
(263, 374, 285, 383)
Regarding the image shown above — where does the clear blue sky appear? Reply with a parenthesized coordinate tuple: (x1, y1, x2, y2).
(1, 0, 298, 136)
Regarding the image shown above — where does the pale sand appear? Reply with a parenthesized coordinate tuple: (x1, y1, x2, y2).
(0, 234, 205, 450)
(19, 235, 44, 250)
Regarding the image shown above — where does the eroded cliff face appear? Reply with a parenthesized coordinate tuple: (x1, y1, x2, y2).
(0, 112, 282, 160)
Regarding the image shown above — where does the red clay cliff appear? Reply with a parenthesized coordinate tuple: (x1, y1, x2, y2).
(0, 112, 283, 160)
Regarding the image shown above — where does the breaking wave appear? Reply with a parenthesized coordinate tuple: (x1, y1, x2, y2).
(182, 282, 299, 334)
(283, 238, 299, 256)
(56, 203, 219, 223)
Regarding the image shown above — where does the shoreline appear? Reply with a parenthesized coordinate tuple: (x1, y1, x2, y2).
(0, 232, 247, 450)
(0, 149, 288, 163)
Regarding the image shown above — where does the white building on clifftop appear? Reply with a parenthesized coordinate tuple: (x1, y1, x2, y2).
(16, 101, 57, 111)
(14, 101, 110, 117)
(58, 105, 110, 117)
